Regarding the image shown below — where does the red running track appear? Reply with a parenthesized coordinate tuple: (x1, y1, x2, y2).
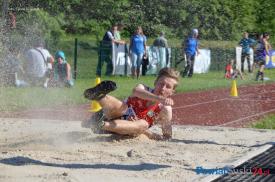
(1, 83, 275, 128)
(172, 83, 275, 127)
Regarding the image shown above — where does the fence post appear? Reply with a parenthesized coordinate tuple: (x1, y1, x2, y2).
(2, 0, 9, 19)
(73, 38, 78, 80)
(124, 44, 128, 76)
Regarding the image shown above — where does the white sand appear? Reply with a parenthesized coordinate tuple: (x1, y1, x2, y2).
(0, 118, 274, 182)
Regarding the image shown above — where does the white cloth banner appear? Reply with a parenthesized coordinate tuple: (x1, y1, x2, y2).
(146, 47, 171, 75)
(112, 44, 171, 75)
(193, 49, 211, 73)
(266, 50, 275, 68)
(112, 44, 131, 75)
(112, 45, 210, 75)
(235, 46, 254, 71)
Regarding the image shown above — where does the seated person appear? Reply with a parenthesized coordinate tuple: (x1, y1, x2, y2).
(82, 68, 180, 140)
(224, 59, 243, 80)
(50, 51, 74, 87)
(23, 39, 54, 88)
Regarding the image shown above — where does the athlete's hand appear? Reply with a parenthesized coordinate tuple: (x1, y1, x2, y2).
(154, 133, 171, 141)
(159, 97, 174, 106)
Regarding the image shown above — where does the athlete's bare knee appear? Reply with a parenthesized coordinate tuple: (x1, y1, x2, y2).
(136, 121, 149, 133)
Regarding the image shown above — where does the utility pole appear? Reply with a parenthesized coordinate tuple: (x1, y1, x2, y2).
(2, 0, 9, 19)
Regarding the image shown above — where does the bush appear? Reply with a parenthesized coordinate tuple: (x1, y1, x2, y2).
(15, 9, 64, 51)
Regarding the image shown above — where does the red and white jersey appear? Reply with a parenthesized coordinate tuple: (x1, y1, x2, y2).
(124, 86, 161, 126)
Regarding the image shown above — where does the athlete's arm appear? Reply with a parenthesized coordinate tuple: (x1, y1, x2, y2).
(132, 84, 174, 106)
(161, 124, 172, 140)
(132, 84, 161, 102)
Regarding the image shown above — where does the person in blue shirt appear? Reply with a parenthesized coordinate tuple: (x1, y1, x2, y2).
(181, 29, 199, 78)
(129, 26, 147, 79)
(239, 32, 255, 73)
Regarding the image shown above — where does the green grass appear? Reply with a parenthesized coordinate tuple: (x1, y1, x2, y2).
(251, 114, 275, 129)
(1, 69, 275, 111)
(57, 34, 99, 79)
(1, 34, 274, 129)
(167, 39, 237, 49)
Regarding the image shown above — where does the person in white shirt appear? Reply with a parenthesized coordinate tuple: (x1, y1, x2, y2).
(23, 39, 54, 88)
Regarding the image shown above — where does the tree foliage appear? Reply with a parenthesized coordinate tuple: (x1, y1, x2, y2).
(4, 0, 275, 41)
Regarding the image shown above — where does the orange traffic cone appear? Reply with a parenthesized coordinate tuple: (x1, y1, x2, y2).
(230, 79, 238, 97)
(89, 77, 102, 112)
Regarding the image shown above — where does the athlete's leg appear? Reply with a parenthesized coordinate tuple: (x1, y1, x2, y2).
(84, 80, 117, 101)
(103, 119, 149, 135)
(98, 95, 128, 119)
(82, 94, 129, 130)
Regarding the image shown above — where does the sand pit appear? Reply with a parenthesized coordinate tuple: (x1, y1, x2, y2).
(0, 118, 274, 182)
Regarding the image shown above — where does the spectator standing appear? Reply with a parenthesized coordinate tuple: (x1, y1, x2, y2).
(129, 26, 147, 79)
(254, 33, 271, 81)
(153, 31, 169, 70)
(114, 23, 124, 41)
(239, 32, 255, 73)
(181, 29, 199, 78)
(96, 25, 125, 77)
(153, 31, 168, 48)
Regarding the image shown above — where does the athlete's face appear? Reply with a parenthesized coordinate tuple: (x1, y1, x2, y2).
(154, 77, 177, 97)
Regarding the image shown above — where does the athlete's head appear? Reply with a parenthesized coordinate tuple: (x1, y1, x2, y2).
(154, 68, 180, 97)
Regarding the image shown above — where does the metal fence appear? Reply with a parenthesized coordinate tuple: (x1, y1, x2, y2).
(169, 47, 235, 73)
(72, 39, 236, 79)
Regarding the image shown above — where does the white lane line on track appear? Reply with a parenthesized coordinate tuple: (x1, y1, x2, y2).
(172, 98, 228, 110)
(173, 90, 275, 110)
(216, 108, 275, 127)
(231, 98, 275, 102)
